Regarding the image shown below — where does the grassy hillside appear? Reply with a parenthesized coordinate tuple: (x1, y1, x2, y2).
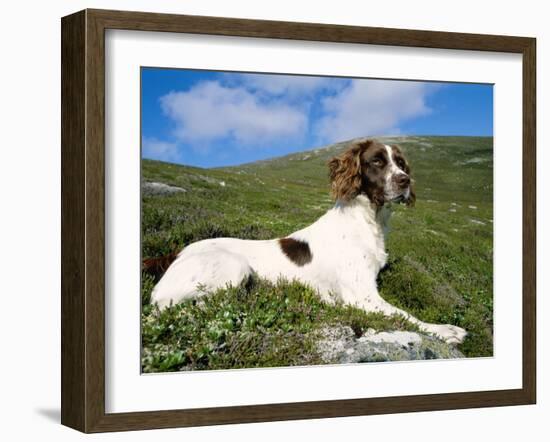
(141, 136, 493, 372)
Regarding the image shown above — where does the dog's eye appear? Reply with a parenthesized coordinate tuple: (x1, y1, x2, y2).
(396, 159, 406, 169)
(371, 159, 383, 167)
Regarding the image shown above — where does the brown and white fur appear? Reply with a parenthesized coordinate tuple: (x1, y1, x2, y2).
(150, 139, 467, 345)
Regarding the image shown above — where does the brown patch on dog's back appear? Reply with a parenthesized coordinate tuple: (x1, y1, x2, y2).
(278, 237, 313, 266)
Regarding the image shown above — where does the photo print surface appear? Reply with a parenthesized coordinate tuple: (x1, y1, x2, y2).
(140, 68, 493, 373)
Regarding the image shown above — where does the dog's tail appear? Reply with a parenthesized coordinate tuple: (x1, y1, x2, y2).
(142, 249, 180, 280)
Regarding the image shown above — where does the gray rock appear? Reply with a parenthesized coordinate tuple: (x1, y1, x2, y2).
(317, 326, 463, 364)
(143, 181, 186, 196)
(317, 326, 356, 363)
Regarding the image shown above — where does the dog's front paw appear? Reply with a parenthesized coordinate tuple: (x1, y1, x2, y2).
(425, 324, 468, 345)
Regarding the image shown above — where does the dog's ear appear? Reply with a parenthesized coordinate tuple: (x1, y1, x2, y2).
(328, 141, 370, 201)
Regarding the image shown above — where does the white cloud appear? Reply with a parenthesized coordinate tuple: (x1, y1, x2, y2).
(316, 79, 432, 143)
(142, 137, 182, 163)
(159, 81, 307, 148)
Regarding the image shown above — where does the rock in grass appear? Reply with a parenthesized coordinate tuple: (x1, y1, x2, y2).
(143, 181, 186, 196)
(316, 326, 356, 363)
(317, 326, 464, 364)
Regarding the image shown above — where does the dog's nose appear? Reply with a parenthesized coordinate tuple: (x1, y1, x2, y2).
(395, 174, 410, 188)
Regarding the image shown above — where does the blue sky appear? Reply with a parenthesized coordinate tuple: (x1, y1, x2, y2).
(141, 68, 493, 168)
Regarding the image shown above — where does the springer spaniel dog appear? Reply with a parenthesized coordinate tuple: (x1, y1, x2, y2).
(150, 139, 467, 344)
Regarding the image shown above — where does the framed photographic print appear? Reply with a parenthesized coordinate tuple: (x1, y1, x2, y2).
(61, 9, 536, 433)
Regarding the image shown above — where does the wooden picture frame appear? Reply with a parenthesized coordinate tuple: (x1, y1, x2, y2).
(61, 8, 536, 433)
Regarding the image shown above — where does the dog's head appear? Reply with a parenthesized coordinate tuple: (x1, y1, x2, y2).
(328, 139, 415, 207)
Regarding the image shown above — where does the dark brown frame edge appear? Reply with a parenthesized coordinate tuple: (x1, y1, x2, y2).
(61, 8, 536, 433)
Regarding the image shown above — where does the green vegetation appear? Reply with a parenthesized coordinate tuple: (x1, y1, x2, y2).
(141, 136, 494, 372)
(141, 276, 417, 372)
